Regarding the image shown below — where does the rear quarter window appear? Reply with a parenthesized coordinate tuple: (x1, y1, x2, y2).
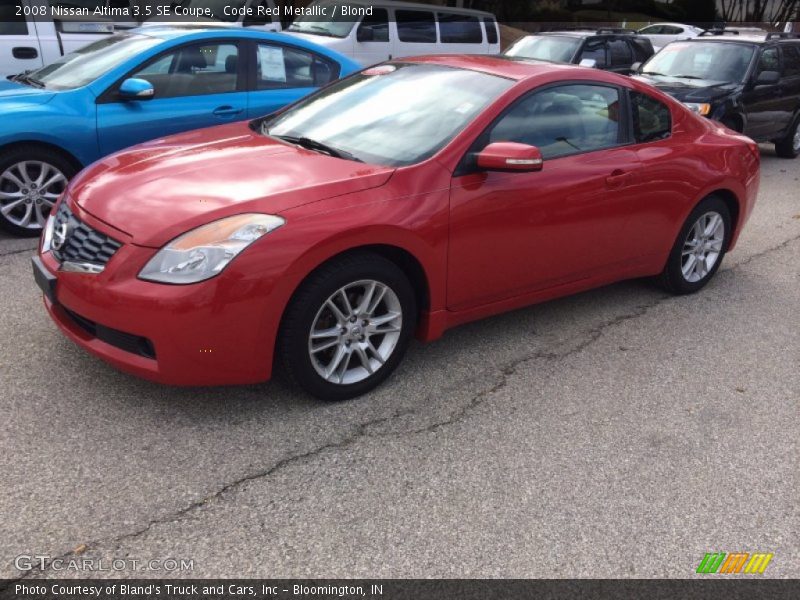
(782, 45, 800, 76)
(483, 18, 498, 45)
(631, 91, 671, 143)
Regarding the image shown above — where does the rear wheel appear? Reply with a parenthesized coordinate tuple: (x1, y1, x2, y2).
(659, 196, 731, 295)
(0, 146, 76, 237)
(774, 115, 800, 159)
(278, 252, 417, 401)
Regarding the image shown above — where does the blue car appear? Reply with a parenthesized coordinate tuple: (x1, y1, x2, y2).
(0, 26, 360, 236)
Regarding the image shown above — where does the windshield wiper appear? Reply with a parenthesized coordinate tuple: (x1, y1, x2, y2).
(671, 74, 703, 80)
(272, 134, 363, 162)
(555, 137, 582, 151)
(641, 71, 667, 77)
(14, 72, 46, 88)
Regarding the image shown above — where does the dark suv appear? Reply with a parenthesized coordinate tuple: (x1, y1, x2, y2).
(504, 29, 655, 75)
(635, 32, 800, 158)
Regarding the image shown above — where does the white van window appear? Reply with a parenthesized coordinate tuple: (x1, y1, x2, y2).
(288, 1, 356, 39)
(483, 18, 498, 45)
(0, 5, 28, 35)
(356, 8, 389, 42)
(396, 10, 436, 43)
(438, 13, 482, 44)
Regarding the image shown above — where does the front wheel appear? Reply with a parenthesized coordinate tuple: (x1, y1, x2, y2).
(0, 146, 77, 237)
(774, 115, 800, 159)
(659, 196, 731, 295)
(278, 252, 417, 401)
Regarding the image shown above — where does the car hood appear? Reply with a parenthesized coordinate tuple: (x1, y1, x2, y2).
(633, 75, 740, 102)
(70, 122, 395, 248)
(0, 79, 56, 103)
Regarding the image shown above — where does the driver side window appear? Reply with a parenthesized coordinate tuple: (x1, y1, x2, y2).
(758, 47, 780, 74)
(484, 84, 622, 160)
(129, 43, 240, 99)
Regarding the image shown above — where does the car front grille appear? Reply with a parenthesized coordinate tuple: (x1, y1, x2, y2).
(52, 201, 121, 267)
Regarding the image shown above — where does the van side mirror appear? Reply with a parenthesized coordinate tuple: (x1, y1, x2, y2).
(755, 70, 780, 86)
(630, 61, 642, 73)
(476, 142, 543, 172)
(119, 78, 154, 100)
(579, 58, 597, 68)
(357, 27, 374, 42)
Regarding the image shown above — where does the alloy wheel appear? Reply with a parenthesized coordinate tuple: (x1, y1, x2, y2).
(0, 161, 66, 230)
(308, 280, 403, 385)
(793, 124, 800, 152)
(681, 211, 725, 283)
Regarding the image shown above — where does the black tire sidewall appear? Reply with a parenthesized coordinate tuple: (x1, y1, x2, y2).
(280, 253, 417, 401)
(775, 114, 800, 159)
(0, 147, 77, 237)
(664, 196, 731, 294)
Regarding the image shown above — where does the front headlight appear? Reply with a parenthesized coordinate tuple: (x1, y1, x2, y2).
(139, 214, 285, 284)
(684, 102, 712, 116)
(41, 214, 55, 253)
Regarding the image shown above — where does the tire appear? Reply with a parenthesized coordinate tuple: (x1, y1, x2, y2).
(774, 114, 800, 159)
(0, 146, 77, 237)
(278, 252, 417, 401)
(659, 196, 731, 295)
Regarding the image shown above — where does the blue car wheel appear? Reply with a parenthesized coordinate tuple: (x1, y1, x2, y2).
(0, 146, 76, 237)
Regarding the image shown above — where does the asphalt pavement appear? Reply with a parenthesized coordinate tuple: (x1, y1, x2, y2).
(0, 147, 798, 579)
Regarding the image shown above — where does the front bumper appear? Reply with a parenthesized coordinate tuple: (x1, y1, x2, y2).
(35, 244, 283, 387)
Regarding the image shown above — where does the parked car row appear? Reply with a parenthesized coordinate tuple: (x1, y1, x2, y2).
(0, 9, 778, 400)
(28, 51, 761, 399)
(0, 26, 360, 235)
(505, 28, 800, 159)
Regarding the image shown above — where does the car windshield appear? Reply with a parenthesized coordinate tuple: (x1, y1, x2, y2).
(503, 36, 581, 63)
(640, 41, 756, 83)
(24, 33, 162, 90)
(265, 63, 514, 167)
(287, 1, 356, 38)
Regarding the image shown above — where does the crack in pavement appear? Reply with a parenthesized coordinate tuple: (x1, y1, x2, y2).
(4, 233, 799, 582)
(0, 245, 37, 259)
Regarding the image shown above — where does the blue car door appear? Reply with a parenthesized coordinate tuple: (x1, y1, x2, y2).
(96, 40, 247, 156)
(247, 42, 339, 119)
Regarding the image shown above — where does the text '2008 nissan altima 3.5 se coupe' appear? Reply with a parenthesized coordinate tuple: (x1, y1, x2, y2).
(33, 57, 760, 401)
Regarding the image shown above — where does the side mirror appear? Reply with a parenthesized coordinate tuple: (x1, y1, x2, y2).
(356, 27, 374, 42)
(119, 78, 154, 100)
(630, 61, 642, 73)
(755, 70, 780, 86)
(476, 142, 543, 172)
(579, 58, 597, 68)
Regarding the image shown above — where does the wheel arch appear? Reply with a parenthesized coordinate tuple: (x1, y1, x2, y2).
(708, 188, 741, 250)
(0, 140, 83, 172)
(270, 242, 434, 375)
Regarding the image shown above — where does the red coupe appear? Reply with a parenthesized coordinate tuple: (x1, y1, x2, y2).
(33, 56, 760, 400)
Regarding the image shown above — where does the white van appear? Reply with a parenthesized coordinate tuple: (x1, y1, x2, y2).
(1, 0, 120, 78)
(282, 0, 500, 66)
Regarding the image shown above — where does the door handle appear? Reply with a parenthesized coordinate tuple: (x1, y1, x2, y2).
(13, 47, 38, 60)
(605, 169, 630, 188)
(212, 106, 244, 117)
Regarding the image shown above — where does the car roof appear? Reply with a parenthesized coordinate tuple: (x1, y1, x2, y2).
(641, 22, 697, 28)
(529, 30, 640, 40)
(401, 54, 611, 81)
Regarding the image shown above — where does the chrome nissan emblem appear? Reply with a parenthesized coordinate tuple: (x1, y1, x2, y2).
(52, 223, 68, 251)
